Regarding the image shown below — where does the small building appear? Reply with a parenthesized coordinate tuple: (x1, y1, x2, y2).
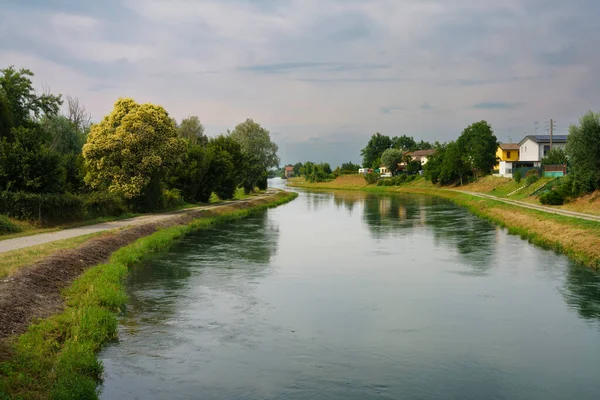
(358, 168, 368, 175)
(518, 135, 568, 167)
(495, 143, 520, 177)
(284, 166, 294, 178)
(379, 165, 392, 178)
(407, 149, 436, 165)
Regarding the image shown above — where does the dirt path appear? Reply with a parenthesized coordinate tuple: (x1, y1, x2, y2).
(0, 193, 275, 254)
(454, 190, 600, 223)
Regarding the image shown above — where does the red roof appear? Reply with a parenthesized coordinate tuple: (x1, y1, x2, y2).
(285, 166, 294, 171)
(499, 143, 520, 150)
(408, 149, 436, 157)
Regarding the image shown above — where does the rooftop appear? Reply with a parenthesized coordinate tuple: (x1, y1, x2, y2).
(499, 143, 520, 150)
(520, 135, 568, 145)
(408, 149, 437, 157)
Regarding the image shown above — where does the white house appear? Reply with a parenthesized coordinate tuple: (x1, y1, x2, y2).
(407, 149, 436, 165)
(379, 166, 392, 178)
(518, 135, 568, 166)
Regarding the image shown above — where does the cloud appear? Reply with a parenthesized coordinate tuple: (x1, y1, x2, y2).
(472, 102, 524, 110)
(380, 106, 406, 114)
(1, 0, 599, 164)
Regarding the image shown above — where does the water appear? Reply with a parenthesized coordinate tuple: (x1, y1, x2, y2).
(100, 181, 600, 400)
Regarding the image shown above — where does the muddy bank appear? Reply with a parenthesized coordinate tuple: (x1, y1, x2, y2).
(0, 194, 285, 340)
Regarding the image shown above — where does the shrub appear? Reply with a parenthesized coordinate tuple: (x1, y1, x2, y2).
(365, 172, 380, 184)
(377, 179, 393, 186)
(0, 191, 84, 223)
(406, 175, 417, 183)
(83, 192, 127, 218)
(514, 170, 523, 183)
(540, 190, 564, 205)
(525, 171, 540, 186)
(163, 188, 185, 210)
(0, 214, 21, 234)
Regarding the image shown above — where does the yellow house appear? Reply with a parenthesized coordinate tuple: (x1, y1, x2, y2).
(495, 143, 520, 177)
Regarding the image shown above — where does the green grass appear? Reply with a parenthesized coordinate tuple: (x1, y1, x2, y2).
(0, 191, 298, 400)
(0, 232, 107, 279)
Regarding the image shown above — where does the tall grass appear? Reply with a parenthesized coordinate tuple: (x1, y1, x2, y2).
(0, 191, 298, 400)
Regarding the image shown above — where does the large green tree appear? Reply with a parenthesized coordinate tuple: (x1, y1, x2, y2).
(83, 98, 185, 208)
(381, 148, 404, 174)
(566, 111, 600, 194)
(0, 66, 62, 129)
(457, 120, 498, 180)
(206, 135, 243, 200)
(361, 133, 392, 168)
(178, 116, 207, 146)
(392, 135, 417, 151)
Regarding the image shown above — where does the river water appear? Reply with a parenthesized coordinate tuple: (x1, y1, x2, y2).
(99, 180, 600, 400)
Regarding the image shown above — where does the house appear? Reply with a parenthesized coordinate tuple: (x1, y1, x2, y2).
(379, 165, 392, 178)
(407, 149, 436, 165)
(284, 165, 294, 178)
(358, 168, 368, 175)
(495, 143, 520, 177)
(518, 135, 568, 167)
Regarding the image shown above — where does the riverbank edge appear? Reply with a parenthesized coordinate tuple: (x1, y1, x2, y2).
(290, 181, 600, 269)
(0, 190, 298, 400)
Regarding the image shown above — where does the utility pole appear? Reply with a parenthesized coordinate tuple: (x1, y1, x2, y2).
(550, 119, 554, 150)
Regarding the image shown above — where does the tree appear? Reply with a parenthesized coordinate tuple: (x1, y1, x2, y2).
(416, 140, 433, 150)
(457, 120, 498, 180)
(178, 116, 206, 146)
(229, 118, 279, 170)
(40, 115, 85, 155)
(392, 135, 417, 151)
(82, 98, 185, 208)
(0, 126, 65, 193)
(65, 95, 91, 134)
(381, 148, 404, 175)
(361, 133, 392, 168)
(0, 66, 62, 128)
(293, 162, 303, 177)
(440, 141, 468, 185)
(541, 148, 567, 166)
(0, 93, 14, 140)
(206, 135, 244, 199)
(168, 143, 211, 203)
(566, 111, 600, 194)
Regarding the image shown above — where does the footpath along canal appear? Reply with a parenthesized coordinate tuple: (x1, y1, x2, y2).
(99, 181, 600, 400)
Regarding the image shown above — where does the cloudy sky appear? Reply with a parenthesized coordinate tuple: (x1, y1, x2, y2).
(1, 0, 599, 166)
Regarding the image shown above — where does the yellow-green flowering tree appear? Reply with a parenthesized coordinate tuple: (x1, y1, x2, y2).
(82, 98, 185, 208)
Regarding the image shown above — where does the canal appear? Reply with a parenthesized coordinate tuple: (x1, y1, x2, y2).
(99, 182, 600, 399)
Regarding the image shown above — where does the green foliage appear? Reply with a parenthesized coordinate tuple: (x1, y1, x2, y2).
(163, 188, 185, 209)
(229, 118, 279, 172)
(338, 162, 360, 175)
(406, 159, 422, 174)
(40, 115, 86, 155)
(177, 115, 206, 145)
(300, 162, 334, 182)
(514, 170, 523, 183)
(541, 148, 567, 167)
(391, 135, 417, 151)
(0, 66, 62, 128)
(0, 126, 66, 193)
(0, 92, 14, 140)
(566, 111, 600, 194)
(457, 120, 498, 179)
(207, 135, 242, 200)
(0, 214, 21, 234)
(0, 191, 84, 222)
(168, 143, 211, 203)
(540, 190, 565, 205)
(82, 192, 126, 218)
(364, 171, 380, 184)
(361, 133, 392, 168)
(525, 170, 540, 186)
(83, 98, 185, 203)
(381, 148, 404, 174)
(293, 162, 303, 177)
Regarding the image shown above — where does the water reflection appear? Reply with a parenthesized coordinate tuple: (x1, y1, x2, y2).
(563, 262, 600, 321)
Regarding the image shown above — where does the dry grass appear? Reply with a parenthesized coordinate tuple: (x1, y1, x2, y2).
(462, 175, 512, 192)
(560, 190, 600, 216)
(0, 232, 107, 278)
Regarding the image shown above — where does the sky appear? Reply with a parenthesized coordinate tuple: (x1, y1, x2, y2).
(1, 0, 599, 167)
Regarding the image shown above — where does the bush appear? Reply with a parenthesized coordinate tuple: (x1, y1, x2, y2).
(0, 214, 21, 234)
(0, 191, 84, 223)
(525, 171, 540, 186)
(83, 192, 127, 218)
(365, 172, 380, 184)
(514, 170, 523, 183)
(163, 188, 185, 210)
(540, 190, 564, 205)
(377, 179, 393, 186)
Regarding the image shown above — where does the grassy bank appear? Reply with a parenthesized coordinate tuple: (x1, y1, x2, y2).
(0, 191, 297, 400)
(289, 177, 600, 269)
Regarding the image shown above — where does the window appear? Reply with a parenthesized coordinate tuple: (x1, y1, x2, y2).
(507, 151, 511, 158)
(543, 145, 550, 156)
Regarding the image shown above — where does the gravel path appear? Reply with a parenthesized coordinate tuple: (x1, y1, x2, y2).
(454, 190, 600, 223)
(0, 193, 277, 254)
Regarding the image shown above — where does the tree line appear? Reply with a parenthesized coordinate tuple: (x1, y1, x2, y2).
(0, 66, 279, 222)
